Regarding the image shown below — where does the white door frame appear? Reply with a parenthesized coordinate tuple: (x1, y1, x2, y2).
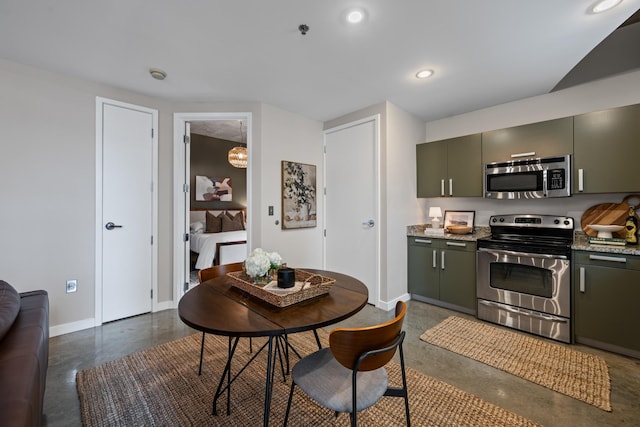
(95, 97, 159, 326)
(172, 112, 253, 304)
(323, 115, 381, 307)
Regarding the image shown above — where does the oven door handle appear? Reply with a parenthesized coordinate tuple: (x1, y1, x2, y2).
(477, 247, 568, 260)
(478, 300, 569, 323)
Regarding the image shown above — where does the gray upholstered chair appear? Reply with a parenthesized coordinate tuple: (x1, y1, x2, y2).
(284, 301, 410, 426)
(196, 262, 244, 375)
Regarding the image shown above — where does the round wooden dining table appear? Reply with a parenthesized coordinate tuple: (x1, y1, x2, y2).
(178, 268, 368, 427)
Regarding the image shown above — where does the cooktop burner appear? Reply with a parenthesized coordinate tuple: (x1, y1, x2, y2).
(478, 214, 574, 256)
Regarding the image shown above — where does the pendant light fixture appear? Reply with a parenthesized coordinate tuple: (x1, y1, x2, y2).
(228, 121, 248, 169)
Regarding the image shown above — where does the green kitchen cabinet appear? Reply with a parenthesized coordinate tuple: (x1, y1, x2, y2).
(416, 133, 482, 198)
(573, 250, 640, 358)
(408, 237, 476, 314)
(482, 117, 573, 164)
(573, 104, 640, 194)
(408, 237, 439, 299)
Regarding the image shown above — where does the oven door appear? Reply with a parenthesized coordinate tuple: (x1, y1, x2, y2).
(476, 248, 571, 316)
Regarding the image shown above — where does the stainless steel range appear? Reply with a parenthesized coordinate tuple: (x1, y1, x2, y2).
(476, 214, 573, 343)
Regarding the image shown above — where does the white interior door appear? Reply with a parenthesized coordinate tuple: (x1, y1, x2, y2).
(99, 100, 156, 323)
(324, 117, 378, 305)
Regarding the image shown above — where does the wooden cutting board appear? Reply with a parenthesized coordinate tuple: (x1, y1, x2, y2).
(581, 195, 640, 237)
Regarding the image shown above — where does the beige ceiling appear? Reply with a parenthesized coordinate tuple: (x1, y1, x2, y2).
(1, 1, 639, 124)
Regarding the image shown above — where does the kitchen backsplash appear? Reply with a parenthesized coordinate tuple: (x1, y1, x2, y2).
(418, 193, 631, 230)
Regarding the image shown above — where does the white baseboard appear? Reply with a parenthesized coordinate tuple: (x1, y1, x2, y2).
(49, 303, 177, 337)
(156, 300, 175, 311)
(50, 317, 96, 337)
(377, 293, 411, 311)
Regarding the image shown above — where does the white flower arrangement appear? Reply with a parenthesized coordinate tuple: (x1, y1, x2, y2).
(245, 248, 283, 278)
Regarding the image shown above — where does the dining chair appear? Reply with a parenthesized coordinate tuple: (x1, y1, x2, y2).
(196, 262, 245, 375)
(284, 300, 410, 426)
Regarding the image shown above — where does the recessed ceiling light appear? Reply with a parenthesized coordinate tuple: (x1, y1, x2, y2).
(149, 68, 167, 80)
(346, 9, 365, 24)
(592, 0, 622, 13)
(416, 69, 434, 79)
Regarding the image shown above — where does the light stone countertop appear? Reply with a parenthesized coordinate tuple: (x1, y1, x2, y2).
(407, 226, 640, 256)
(407, 225, 491, 242)
(572, 231, 640, 256)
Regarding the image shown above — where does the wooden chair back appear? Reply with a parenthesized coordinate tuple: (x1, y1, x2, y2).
(329, 301, 407, 372)
(197, 262, 244, 283)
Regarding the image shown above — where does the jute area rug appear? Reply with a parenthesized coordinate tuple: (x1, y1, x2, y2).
(420, 316, 611, 412)
(77, 329, 542, 426)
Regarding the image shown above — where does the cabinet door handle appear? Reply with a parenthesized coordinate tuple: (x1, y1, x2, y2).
(589, 254, 627, 263)
(446, 241, 466, 247)
(449, 178, 453, 196)
(441, 250, 445, 270)
(440, 179, 445, 197)
(510, 151, 536, 158)
(432, 250, 437, 268)
(578, 168, 584, 192)
(415, 239, 432, 244)
(579, 267, 585, 293)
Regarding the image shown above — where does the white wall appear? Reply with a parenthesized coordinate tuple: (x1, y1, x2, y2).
(0, 59, 173, 332)
(420, 69, 640, 227)
(259, 104, 324, 267)
(0, 58, 324, 334)
(385, 103, 426, 305)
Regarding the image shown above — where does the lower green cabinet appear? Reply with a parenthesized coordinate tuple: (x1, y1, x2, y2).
(408, 237, 476, 314)
(573, 251, 640, 358)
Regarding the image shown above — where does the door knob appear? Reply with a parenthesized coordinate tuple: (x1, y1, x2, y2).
(362, 219, 375, 228)
(105, 222, 123, 230)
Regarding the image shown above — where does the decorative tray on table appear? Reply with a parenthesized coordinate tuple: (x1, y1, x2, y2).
(226, 269, 335, 307)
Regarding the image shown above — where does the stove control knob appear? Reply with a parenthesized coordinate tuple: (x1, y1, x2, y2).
(554, 219, 560, 225)
(564, 220, 571, 226)
(499, 217, 505, 222)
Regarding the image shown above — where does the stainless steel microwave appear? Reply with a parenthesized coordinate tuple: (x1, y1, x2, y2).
(484, 154, 571, 199)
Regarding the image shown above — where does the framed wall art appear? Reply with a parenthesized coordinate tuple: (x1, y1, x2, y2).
(281, 161, 317, 229)
(195, 175, 233, 202)
(443, 210, 475, 230)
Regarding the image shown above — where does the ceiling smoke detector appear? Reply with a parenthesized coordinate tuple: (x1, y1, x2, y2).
(149, 68, 167, 80)
(298, 24, 309, 35)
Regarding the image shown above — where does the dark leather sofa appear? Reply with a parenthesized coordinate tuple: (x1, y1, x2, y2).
(0, 280, 49, 427)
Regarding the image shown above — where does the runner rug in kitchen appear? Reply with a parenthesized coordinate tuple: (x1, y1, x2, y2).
(420, 316, 611, 411)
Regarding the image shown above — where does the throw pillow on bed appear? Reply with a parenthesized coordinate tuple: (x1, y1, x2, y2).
(222, 212, 244, 231)
(0, 280, 21, 341)
(205, 211, 223, 233)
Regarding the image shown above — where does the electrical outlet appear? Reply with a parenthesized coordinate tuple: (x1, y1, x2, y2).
(66, 279, 77, 293)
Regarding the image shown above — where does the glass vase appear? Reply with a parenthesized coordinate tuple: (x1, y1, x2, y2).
(253, 274, 271, 286)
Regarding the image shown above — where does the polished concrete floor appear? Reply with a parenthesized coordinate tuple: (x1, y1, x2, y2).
(43, 301, 640, 426)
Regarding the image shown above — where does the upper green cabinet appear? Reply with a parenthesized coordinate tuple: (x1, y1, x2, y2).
(416, 133, 482, 198)
(574, 104, 640, 194)
(482, 117, 573, 164)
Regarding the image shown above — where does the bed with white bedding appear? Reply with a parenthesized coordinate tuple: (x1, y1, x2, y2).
(190, 209, 247, 269)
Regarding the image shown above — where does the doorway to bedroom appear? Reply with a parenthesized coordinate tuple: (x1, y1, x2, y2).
(173, 113, 252, 300)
